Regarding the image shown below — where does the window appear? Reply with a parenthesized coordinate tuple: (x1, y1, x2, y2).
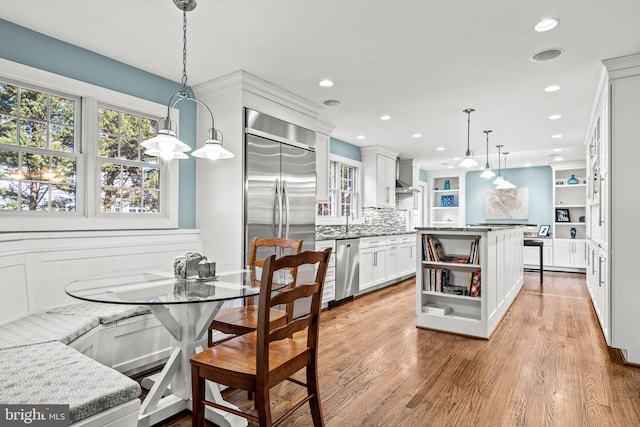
(0, 60, 179, 231)
(0, 81, 80, 212)
(98, 106, 160, 214)
(317, 158, 359, 219)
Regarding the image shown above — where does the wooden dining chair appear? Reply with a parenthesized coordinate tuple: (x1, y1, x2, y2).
(191, 248, 332, 427)
(207, 237, 304, 347)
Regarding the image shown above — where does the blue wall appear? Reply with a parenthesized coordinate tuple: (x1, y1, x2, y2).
(330, 137, 361, 161)
(465, 166, 553, 225)
(0, 18, 197, 228)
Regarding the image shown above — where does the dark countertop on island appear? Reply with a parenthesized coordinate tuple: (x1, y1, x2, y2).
(315, 230, 416, 241)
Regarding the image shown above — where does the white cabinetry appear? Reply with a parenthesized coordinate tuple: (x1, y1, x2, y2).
(397, 234, 416, 277)
(523, 239, 553, 269)
(359, 237, 387, 292)
(552, 165, 587, 271)
(315, 239, 336, 306)
(314, 128, 331, 202)
(427, 170, 465, 227)
(385, 235, 400, 281)
(361, 146, 398, 208)
(416, 227, 524, 338)
(583, 54, 640, 363)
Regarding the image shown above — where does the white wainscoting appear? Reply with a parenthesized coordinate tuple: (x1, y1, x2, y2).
(0, 229, 203, 375)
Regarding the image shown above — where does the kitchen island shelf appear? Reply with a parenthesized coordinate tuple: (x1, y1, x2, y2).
(415, 227, 524, 338)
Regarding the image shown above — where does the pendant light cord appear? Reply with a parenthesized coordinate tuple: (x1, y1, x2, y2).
(181, 8, 188, 90)
(483, 130, 492, 165)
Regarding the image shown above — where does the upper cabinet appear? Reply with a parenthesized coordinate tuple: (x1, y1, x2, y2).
(314, 121, 334, 203)
(361, 146, 398, 208)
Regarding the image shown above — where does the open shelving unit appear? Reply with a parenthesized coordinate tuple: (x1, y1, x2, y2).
(428, 171, 465, 227)
(415, 226, 523, 338)
(553, 165, 587, 270)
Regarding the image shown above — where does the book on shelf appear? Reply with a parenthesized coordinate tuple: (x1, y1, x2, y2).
(422, 303, 452, 316)
(422, 235, 444, 262)
(422, 268, 450, 292)
(468, 270, 481, 297)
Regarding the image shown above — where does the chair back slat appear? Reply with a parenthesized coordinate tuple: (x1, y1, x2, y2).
(270, 282, 320, 307)
(269, 316, 312, 342)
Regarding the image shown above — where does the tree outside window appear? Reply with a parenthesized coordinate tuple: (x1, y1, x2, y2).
(0, 81, 78, 212)
(317, 160, 358, 218)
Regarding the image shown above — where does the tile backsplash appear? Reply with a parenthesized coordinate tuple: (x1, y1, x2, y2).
(316, 206, 408, 235)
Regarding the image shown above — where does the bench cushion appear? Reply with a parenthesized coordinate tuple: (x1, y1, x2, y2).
(0, 312, 99, 350)
(47, 302, 150, 325)
(0, 341, 141, 424)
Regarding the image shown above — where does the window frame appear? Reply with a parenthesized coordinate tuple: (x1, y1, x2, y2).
(316, 154, 363, 226)
(0, 59, 180, 232)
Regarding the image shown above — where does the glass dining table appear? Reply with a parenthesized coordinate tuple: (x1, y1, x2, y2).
(66, 265, 290, 427)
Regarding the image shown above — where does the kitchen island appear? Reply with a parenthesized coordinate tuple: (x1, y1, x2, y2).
(416, 226, 524, 339)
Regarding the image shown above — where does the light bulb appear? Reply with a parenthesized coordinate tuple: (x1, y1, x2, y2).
(206, 150, 221, 160)
(159, 151, 175, 160)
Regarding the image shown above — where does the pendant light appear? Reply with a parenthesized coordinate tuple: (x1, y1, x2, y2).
(497, 152, 517, 189)
(459, 108, 478, 168)
(493, 145, 505, 186)
(142, 0, 234, 161)
(480, 130, 495, 178)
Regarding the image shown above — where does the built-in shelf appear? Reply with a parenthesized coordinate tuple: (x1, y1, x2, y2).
(421, 291, 480, 301)
(422, 261, 481, 269)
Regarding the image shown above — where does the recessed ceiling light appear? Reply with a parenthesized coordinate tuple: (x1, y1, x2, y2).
(453, 157, 461, 161)
(323, 99, 341, 107)
(436, 147, 445, 151)
(412, 133, 422, 138)
(447, 165, 454, 169)
(356, 135, 366, 140)
(554, 148, 563, 152)
(555, 156, 564, 161)
(380, 115, 391, 121)
(531, 48, 564, 62)
(544, 85, 561, 92)
(549, 114, 562, 120)
(318, 79, 334, 87)
(535, 18, 560, 32)
(552, 134, 563, 139)
(524, 163, 531, 167)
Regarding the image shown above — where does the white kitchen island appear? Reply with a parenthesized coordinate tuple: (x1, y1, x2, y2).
(415, 226, 524, 339)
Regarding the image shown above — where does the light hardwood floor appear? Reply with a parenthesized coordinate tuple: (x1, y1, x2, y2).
(155, 271, 640, 426)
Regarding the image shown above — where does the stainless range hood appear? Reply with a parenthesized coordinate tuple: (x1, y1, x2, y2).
(395, 159, 420, 194)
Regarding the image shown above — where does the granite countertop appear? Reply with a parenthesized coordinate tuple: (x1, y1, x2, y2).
(315, 230, 416, 241)
(415, 225, 525, 232)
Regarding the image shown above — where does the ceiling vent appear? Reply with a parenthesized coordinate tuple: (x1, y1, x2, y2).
(531, 48, 564, 62)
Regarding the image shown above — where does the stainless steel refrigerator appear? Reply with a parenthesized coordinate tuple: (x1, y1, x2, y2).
(244, 109, 316, 317)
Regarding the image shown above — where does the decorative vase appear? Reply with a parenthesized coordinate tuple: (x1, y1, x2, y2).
(444, 179, 451, 190)
(570, 227, 577, 239)
(568, 175, 579, 185)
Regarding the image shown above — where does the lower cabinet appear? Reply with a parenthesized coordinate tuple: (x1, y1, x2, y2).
(586, 241, 609, 343)
(315, 239, 336, 306)
(553, 239, 587, 269)
(397, 236, 417, 277)
(523, 239, 553, 269)
(359, 237, 387, 292)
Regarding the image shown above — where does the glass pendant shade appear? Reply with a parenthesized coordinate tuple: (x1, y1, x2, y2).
(191, 130, 234, 160)
(459, 108, 477, 168)
(480, 167, 495, 179)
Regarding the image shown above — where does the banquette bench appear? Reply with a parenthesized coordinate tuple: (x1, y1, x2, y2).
(0, 302, 164, 426)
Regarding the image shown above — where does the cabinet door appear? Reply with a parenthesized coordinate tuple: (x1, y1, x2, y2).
(397, 243, 415, 276)
(315, 132, 329, 202)
(376, 155, 395, 208)
(573, 241, 587, 268)
(372, 248, 387, 286)
(553, 240, 573, 267)
(386, 245, 399, 280)
(359, 248, 375, 291)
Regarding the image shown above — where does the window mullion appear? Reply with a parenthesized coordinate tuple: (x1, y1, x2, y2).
(83, 96, 98, 218)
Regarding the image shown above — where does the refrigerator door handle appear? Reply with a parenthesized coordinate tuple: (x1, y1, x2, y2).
(274, 178, 282, 238)
(282, 179, 290, 239)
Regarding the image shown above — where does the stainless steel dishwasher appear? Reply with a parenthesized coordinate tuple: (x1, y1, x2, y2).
(330, 238, 360, 307)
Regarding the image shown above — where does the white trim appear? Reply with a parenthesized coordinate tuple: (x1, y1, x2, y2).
(0, 59, 180, 231)
(316, 154, 364, 225)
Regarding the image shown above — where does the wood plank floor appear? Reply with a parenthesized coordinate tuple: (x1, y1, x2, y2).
(149, 271, 640, 426)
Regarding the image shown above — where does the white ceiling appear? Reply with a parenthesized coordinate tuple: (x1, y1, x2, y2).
(3, 0, 639, 171)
